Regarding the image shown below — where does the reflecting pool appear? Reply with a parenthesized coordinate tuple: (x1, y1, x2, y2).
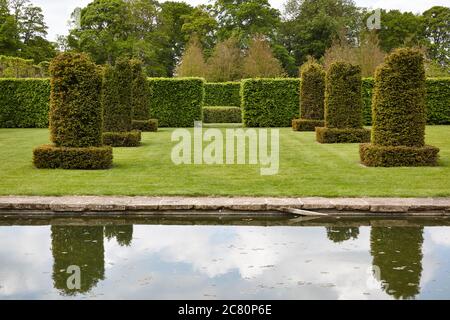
(1, 216, 450, 300)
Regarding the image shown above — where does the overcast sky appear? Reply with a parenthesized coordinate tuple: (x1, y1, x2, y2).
(30, 0, 450, 41)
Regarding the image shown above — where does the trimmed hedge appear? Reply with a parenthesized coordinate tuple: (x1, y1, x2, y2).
(360, 144, 439, 167)
(132, 119, 158, 132)
(103, 131, 142, 147)
(300, 61, 325, 121)
(242, 78, 300, 127)
(102, 58, 134, 132)
(325, 62, 364, 129)
(33, 53, 112, 170)
(361, 48, 440, 167)
(49, 53, 103, 148)
(203, 107, 242, 123)
(372, 49, 426, 147)
(33, 145, 113, 169)
(316, 127, 371, 144)
(0, 79, 50, 128)
(131, 59, 151, 121)
(205, 82, 241, 107)
(148, 78, 204, 127)
(292, 119, 325, 131)
(317, 62, 370, 143)
(362, 78, 375, 126)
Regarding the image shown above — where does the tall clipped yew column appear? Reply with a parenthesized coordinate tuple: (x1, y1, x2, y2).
(130, 59, 158, 132)
(33, 53, 113, 169)
(102, 58, 142, 147)
(292, 59, 325, 131)
(316, 62, 371, 143)
(360, 48, 440, 167)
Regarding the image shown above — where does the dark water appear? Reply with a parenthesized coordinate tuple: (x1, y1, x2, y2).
(1, 216, 450, 300)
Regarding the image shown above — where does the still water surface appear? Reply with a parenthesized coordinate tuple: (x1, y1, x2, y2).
(1, 216, 450, 300)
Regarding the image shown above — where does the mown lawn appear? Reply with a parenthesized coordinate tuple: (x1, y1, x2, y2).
(0, 127, 449, 197)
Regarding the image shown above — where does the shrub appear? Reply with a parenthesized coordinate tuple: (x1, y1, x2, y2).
(317, 62, 370, 143)
(316, 127, 371, 143)
(33, 145, 113, 169)
(205, 82, 241, 107)
(0, 79, 50, 128)
(49, 53, 103, 148)
(300, 59, 325, 120)
(33, 52, 112, 170)
(360, 144, 439, 167)
(426, 78, 450, 125)
(361, 48, 440, 167)
(103, 131, 142, 147)
(241, 78, 300, 127)
(148, 78, 204, 127)
(325, 62, 364, 129)
(361, 78, 375, 125)
(102, 58, 133, 132)
(292, 119, 325, 131)
(203, 107, 242, 123)
(132, 120, 158, 132)
(131, 59, 150, 121)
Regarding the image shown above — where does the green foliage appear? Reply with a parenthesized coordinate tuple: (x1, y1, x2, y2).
(49, 53, 103, 148)
(372, 48, 426, 147)
(325, 62, 364, 129)
(360, 144, 439, 167)
(102, 58, 134, 132)
(103, 131, 142, 147)
(292, 119, 324, 131)
(203, 107, 242, 123)
(241, 78, 300, 127)
(205, 82, 241, 106)
(130, 59, 150, 121)
(426, 78, 450, 124)
(148, 77, 204, 127)
(132, 119, 158, 132)
(0, 78, 49, 128)
(361, 78, 374, 125)
(423, 6, 450, 68)
(33, 145, 113, 169)
(0, 55, 48, 78)
(300, 59, 325, 120)
(316, 127, 371, 143)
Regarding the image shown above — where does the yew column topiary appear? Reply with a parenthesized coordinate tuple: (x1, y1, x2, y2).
(102, 58, 142, 147)
(360, 48, 440, 166)
(292, 60, 325, 131)
(33, 53, 113, 169)
(130, 59, 158, 132)
(316, 62, 371, 143)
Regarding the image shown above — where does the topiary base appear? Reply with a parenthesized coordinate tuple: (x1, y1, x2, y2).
(33, 145, 113, 169)
(360, 144, 440, 167)
(316, 127, 371, 144)
(132, 120, 158, 132)
(292, 119, 325, 131)
(103, 131, 141, 147)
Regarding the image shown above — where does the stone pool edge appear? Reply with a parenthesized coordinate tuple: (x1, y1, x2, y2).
(1, 196, 450, 216)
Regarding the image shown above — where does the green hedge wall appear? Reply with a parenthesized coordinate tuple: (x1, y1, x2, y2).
(148, 78, 204, 127)
(0, 79, 50, 128)
(362, 78, 450, 126)
(1, 78, 449, 128)
(242, 78, 301, 127)
(205, 82, 241, 107)
(203, 107, 242, 123)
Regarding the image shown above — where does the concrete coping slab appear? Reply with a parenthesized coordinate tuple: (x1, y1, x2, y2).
(0, 196, 450, 216)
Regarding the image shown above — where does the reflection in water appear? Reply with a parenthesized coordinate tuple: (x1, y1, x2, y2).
(0, 219, 447, 299)
(104, 225, 133, 247)
(370, 227, 424, 300)
(51, 226, 105, 295)
(326, 227, 360, 243)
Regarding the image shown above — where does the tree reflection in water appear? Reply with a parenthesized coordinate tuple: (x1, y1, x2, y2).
(326, 227, 360, 243)
(105, 225, 133, 247)
(370, 227, 424, 300)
